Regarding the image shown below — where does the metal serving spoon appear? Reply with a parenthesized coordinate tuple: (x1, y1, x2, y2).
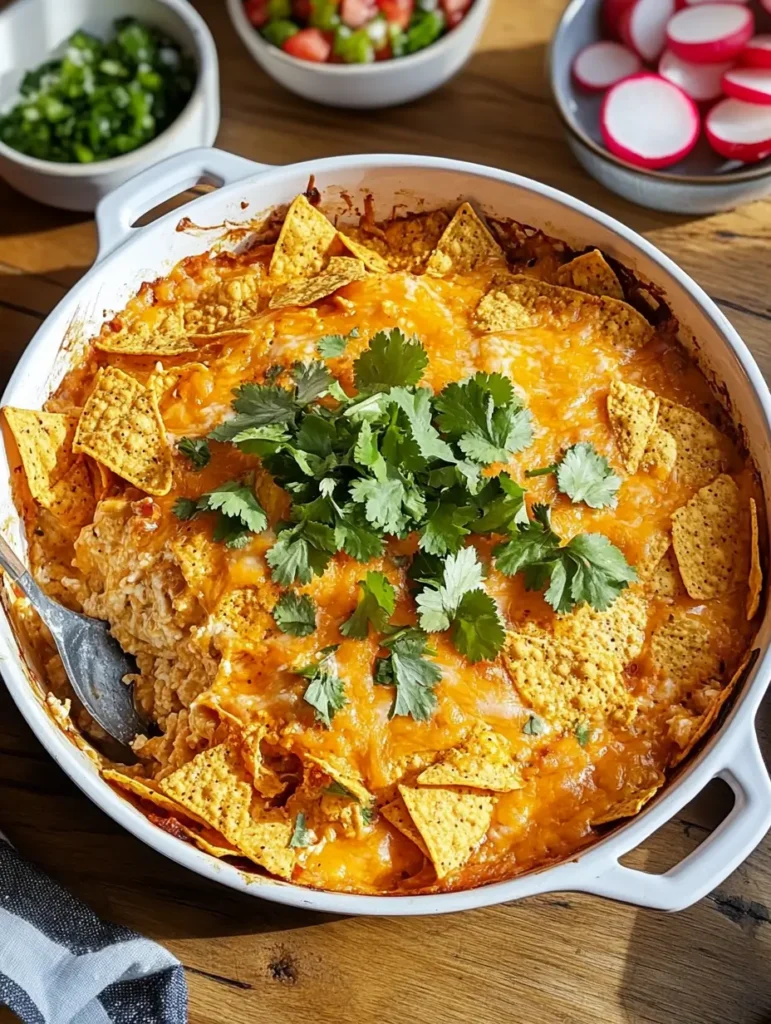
(0, 534, 145, 747)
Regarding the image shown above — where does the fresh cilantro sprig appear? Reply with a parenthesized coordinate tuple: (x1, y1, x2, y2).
(177, 437, 210, 470)
(317, 326, 360, 359)
(341, 571, 396, 639)
(434, 372, 533, 465)
(273, 592, 317, 637)
(556, 442, 621, 509)
(288, 812, 313, 848)
(297, 646, 346, 727)
(173, 478, 267, 549)
(374, 627, 442, 721)
(494, 504, 636, 614)
(354, 328, 428, 391)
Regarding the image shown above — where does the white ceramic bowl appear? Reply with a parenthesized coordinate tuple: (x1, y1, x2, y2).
(226, 0, 491, 109)
(0, 0, 220, 211)
(549, 0, 771, 213)
(2, 146, 771, 916)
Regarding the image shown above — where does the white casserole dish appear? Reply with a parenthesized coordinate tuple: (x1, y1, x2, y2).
(1, 146, 770, 916)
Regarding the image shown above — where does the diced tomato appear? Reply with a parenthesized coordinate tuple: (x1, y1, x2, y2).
(292, 0, 312, 18)
(340, 0, 378, 28)
(375, 43, 393, 60)
(376, 0, 413, 30)
(282, 26, 333, 60)
(244, 0, 269, 28)
(440, 0, 472, 28)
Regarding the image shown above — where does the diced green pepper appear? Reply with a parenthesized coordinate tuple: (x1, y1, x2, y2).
(405, 9, 445, 53)
(334, 26, 375, 63)
(262, 18, 300, 47)
(309, 0, 340, 31)
(267, 0, 293, 18)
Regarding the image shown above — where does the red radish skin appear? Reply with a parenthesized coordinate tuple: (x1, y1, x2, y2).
(573, 42, 642, 92)
(763, 0, 771, 13)
(681, 0, 750, 5)
(620, 0, 675, 62)
(601, 72, 700, 169)
(722, 67, 771, 104)
(706, 97, 771, 161)
(659, 49, 732, 100)
(666, 4, 754, 64)
(605, 0, 637, 39)
(740, 35, 771, 69)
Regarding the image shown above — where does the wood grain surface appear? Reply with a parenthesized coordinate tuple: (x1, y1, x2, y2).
(1, 1, 771, 1021)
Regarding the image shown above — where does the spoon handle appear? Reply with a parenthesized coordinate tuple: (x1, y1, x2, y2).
(0, 533, 28, 582)
(0, 533, 52, 620)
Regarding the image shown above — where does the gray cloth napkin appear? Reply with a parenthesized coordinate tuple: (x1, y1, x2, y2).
(0, 838, 187, 1023)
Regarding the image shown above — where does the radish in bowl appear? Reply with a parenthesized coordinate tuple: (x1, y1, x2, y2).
(666, 3, 754, 64)
(706, 97, 771, 161)
(601, 72, 701, 168)
(620, 0, 675, 62)
(722, 67, 771, 104)
(573, 40, 642, 91)
(740, 35, 771, 68)
(659, 49, 731, 100)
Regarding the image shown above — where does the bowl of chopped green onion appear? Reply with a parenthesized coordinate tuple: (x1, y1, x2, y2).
(226, 0, 492, 109)
(0, 0, 219, 211)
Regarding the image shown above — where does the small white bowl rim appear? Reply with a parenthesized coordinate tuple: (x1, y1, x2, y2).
(227, 0, 491, 76)
(550, 0, 771, 187)
(0, 0, 216, 179)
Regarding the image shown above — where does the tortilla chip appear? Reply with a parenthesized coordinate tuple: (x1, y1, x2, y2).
(556, 250, 624, 300)
(647, 547, 685, 599)
(669, 650, 756, 767)
(650, 611, 721, 691)
(268, 257, 367, 310)
(476, 275, 654, 349)
(656, 399, 732, 489)
(306, 753, 372, 805)
(592, 779, 663, 826)
(553, 589, 648, 665)
(87, 457, 114, 501)
(170, 524, 221, 600)
(209, 586, 274, 657)
(381, 210, 451, 272)
(398, 784, 493, 879)
(416, 728, 524, 792)
(502, 628, 637, 731)
(269, 194, 338, 279)
(338, 231, 390, 273)
(636, 531, 672, 581)
(96, 304, 197, 356)
(4, 408, 95, 526)
(239, 723, 288, 799)
(73, 367, 172, 496)
(103, 768, 209, 827)
(606, 381, 660, 474)
(672, 474, 745, 600)
(177, 822, 241, 859)
(159, 742, 294, 879)
(147, 362, 208, 404)
(640, 426, 677, 478)
(425, 202, 503, 277)
(747, 497, 762, 621)
(381, 795, 430, 857)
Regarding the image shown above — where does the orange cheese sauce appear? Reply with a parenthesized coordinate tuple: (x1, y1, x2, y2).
(33, 233, 761, 896)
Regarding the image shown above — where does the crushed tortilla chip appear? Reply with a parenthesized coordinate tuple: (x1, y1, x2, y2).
(656, 399, 732, 488)
(170, 524, 221, 601)
(103, 768, 210, 827)
(306, 753, 372, 805)
(556, 250, 624, 300)
(416, 727, 524, 792)
(159, 742, 294, 879)
(606, 381, 660, 474)
(177, 821, 241, 859)
(640, 426, 677, 478)
(73, 367, 172, 496)
(147, 362, 208, 404)
(592, 778, 663, 826)
(553, 589, 648, 665)
(240, 723, 288, 799)
(646, 547, 685, 600)
(502, 628, 637, 731)
(381, 795, 430, 857)
(670, 650, 756, 767)
(269, 194, 338, 279)
(4, 408, 95, 527)
(650, 611, 721, 691)
(476, 274, 654, 349)
(637, 532, 672, 581)
(338, 231, 390, 273)
(209, 586, 274, 657)
(425, 202, 503, 277)
(672, 474, 745, 600)
(268, 257, 366, 310)
(747, 497, 762, 621)
(398, 784, 493, 879)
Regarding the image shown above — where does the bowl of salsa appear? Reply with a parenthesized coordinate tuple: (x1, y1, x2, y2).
(226, 0, 491, 108)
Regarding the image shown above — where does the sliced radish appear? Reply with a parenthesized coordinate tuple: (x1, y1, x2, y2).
(722, 67, 771, 104)
(681, 0, 751, 5)
(740, 35, 771, 69)
(762, 0, 771, 13)
(706, 97, 771, 161)
(601, 73, 700, 168)
(573, 42, 642, 92)
(605, 0, 637, 38)
(666, 4, 754, 64)
(620, 0, 675, 62)
(659, 50, 732, 101)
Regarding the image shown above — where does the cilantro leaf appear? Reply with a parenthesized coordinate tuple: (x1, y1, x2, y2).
(273, 592, 317, 637)
(354, 328, 428, 391)
(523, 714, 545, 736)
(317, 326, 359, 359)
(173, 497, 199, 521)
(288, 812, 313, 848)
(374, 628, 442, 721)
(205, 481, 268, 534)
(493, 503, 561, 577)
(293, 361, 333, 405)
(213, 516, 253, 550)
(350, 475, 409, 535)
(389, 387, 455, 463)
(325, 780, 357, 799)
(451, 589, 506, 663)
(472, 474, 528, 534)
(177, 437, 211, 470)
(266, 522, 334, 585)
(299, 648, 346, 727)
(209, 383, 296, 441)
(341, 571, 396, 639)
(440, 545, 486, 610)
(458, 407, 533, 464)
(420, 501, 475, 556)
(563, 532, 637, 612)
(333, 508, 385, 561)
(435, 373, 533, 466)
(556, 442, 621, 509)
(575, 723, 591, 747)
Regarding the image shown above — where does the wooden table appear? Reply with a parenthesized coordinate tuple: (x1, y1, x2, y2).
(1, 1, 771, 1021)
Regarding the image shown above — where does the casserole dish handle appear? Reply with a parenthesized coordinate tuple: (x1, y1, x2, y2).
(564, 723, 771, 911)
(95, 147, 270, 260)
